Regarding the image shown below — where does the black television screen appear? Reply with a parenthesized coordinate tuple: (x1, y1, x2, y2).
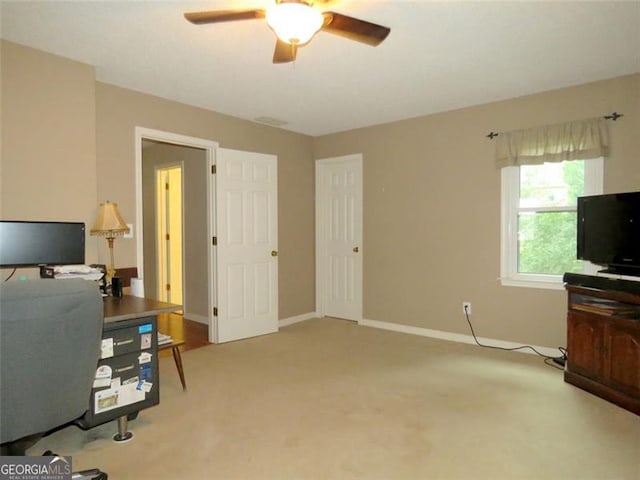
(577, 192, 640, 276)
(0, 221, 86, 267)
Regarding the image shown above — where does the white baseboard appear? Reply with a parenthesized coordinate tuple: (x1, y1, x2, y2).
(359, 318, 561, 358)
(179, 312, 318, 329)
(183, 312, 209, 326)
(279, 312, 318, 328)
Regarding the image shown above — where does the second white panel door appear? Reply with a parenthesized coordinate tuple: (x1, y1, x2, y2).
(316, 154, 363, 321)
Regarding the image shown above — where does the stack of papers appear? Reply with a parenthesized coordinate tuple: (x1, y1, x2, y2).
(158, 332, 174, 346)
(54, 265, 104, 281)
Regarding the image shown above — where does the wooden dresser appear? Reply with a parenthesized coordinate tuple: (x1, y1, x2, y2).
(563, 273, 640, 415)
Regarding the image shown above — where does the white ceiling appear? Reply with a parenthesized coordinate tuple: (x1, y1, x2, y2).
(1, 1, 639, 136)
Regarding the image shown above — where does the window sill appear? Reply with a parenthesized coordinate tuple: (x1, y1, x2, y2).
(499, 277, 565, 291)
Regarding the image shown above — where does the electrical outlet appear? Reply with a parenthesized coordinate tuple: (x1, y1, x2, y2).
(463, 302, 472, 315)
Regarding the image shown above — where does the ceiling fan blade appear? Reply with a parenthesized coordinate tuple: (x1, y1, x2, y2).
(273, 39, 297, 64)
(184, 9, 265, 25)
(321, 12, 390, 46)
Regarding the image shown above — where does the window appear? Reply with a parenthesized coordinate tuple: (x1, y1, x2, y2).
(501, 158, 603, 289)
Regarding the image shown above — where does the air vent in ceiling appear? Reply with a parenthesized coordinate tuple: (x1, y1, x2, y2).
(254, 116, 288, 127)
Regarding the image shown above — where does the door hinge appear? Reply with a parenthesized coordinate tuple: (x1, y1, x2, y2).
(211, 165, 216, 174)
(165, 182, 169, 190)
(165, 233, 170, 241)
(212, 236, 217, 246)
(213, 307, 218, 316)
(166, 283, 171, 291)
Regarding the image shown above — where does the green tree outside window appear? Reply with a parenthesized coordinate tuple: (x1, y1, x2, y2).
(518, 161, 585, 275)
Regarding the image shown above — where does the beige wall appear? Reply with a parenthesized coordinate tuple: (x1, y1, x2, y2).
(3, 38, 637, 348)
(142, 141, 208, 321)
(1, 40, 316, 320)
(1, 41, 98, 272)
(95, 83, 316, 320)
(313, 73, 640, 348)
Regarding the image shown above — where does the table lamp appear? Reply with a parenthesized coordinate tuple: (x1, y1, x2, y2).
(90, 201, 129, 283)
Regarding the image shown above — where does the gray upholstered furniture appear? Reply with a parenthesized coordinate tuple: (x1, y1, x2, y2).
(0, 278, 103, 454)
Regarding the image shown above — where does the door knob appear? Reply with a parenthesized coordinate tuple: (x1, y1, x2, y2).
(353, 246, 359, 253)
(271, 250, 278, 257)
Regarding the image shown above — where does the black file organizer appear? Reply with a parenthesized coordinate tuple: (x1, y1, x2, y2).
(77, 315, 159, 442)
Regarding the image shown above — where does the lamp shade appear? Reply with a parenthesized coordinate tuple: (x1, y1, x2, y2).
(90, 201, 129, 237)
(266, 2, 323, 45)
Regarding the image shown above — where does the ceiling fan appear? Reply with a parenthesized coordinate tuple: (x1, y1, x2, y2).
(184, 0, 391, 64)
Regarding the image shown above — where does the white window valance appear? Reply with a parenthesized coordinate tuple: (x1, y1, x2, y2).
(495, 117, 609, 168)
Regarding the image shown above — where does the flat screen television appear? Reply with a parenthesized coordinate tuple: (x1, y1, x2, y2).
(577, 191, 640, 277)
(0, 221, 86, 267)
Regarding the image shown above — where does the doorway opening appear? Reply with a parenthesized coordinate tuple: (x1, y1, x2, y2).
(135, 128, 218, 343)
(135, 128, 279, 344)
(155, 164, 183, 305)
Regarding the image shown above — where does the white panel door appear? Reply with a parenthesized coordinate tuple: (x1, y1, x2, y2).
(316, 154, 363, 321)
(216, 148, 278, 342)
(156, 165, 183, 305)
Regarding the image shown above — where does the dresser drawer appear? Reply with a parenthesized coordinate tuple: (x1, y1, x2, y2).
(99, 350, 155, 385)
(100, 319, 155, 359)
(78, 350, 159, 428)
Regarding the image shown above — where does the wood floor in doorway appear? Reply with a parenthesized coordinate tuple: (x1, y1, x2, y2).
(157, 313, 210, 358)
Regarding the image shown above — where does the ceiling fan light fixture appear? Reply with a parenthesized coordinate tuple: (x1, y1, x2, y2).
(266, 2, 324, 45)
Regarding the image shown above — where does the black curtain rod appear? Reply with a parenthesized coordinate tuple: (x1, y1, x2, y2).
(486, 112, 624, 139)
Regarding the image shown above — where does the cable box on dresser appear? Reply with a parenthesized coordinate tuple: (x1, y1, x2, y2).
(563, 273, 640, 415)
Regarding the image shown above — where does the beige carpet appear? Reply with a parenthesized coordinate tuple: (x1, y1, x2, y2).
(29, 318, 639, 479)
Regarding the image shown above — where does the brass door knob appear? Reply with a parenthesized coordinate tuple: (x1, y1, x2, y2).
(353, 246, 359, 253)
(271, 250, 278, 257)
